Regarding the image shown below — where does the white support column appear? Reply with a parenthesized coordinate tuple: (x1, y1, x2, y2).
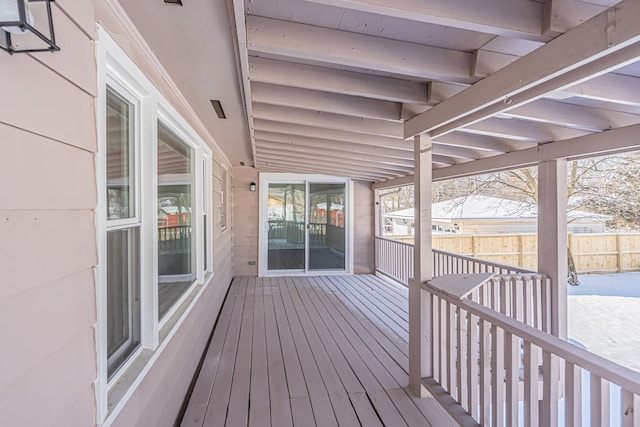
(538, 159, 568, 339)
(409, 134, 433, 396)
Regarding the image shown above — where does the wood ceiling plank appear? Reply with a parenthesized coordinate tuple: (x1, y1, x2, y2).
(251, 82, 402, 120)
(303, 0, 548, 41)
(253, 119, 412, 150)
(247, 15, 474, 84)
(252, 103, 403, 138)
(249, 57, 428, 104)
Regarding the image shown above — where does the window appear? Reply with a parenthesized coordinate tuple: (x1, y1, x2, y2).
(220, 168, 228, 230)
(105, 87, 141, 379)
(97, 29, 214, 424)
(157, 121, 195, 319)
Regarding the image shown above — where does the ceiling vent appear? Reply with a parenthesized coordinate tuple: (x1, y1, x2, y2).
(163, 0, 183, 5)
(210, 100, 226, 119)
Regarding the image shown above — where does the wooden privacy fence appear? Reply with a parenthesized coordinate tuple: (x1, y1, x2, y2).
(392, 233, 640, 274)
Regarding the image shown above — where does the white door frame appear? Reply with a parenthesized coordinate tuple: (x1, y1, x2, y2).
(258, 173, 354, 277)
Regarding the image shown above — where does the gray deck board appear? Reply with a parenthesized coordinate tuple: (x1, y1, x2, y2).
(182, 274, 434, 427)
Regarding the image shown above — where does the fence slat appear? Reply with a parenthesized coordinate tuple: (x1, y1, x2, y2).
(524, 340, 539, 427)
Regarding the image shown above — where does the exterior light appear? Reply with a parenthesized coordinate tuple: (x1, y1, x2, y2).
(250, 182, 256, 192)
(0, 0, 59, 54)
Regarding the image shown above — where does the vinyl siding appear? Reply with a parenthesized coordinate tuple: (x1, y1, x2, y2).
(0, 1, 236, 426)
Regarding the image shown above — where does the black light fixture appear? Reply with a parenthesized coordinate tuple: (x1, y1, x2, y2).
(163, 0, 183, 4)
(0, 0, 59, 54)
(250, 182, 256, 192)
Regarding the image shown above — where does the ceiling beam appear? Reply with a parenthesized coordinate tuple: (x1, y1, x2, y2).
(460, 117, 592, 142)
(253, 119, 412, 150)
(543, 0, 607, 35)
(255, 145, 414, 171)
(559, 72, 640, 106)
(373, 121, 640, 188)
(249, 57, 428, 104)
(246, 15, 475, 84)
(434, 132, 535, 153)
(405, 0, 640, 138)
(255, 130, 413, 159)
(255, 154, 404, 178)
(303, 0, 549, 41)
(433, 122, 640, 180)
(256, 161, 382, 182)
(251, 82, 402, 120)
(502, 98, 640, 131)
(252, 103, 403, 138)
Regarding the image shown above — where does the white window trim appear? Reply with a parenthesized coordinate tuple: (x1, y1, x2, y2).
(95, 26, 214, 426)
(258, 173, 354, 277)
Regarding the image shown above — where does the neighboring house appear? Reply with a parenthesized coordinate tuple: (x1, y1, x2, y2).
(384, 195, 611, 235)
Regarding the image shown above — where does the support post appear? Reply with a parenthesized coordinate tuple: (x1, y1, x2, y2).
(409, 134, 433, 396)
(538, 159, 568, 339)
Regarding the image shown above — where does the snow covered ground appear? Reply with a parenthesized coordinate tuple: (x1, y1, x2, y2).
(568, 272, 640, 372)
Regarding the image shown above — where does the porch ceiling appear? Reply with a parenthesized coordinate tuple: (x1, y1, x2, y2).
(231, 0, 640, 183)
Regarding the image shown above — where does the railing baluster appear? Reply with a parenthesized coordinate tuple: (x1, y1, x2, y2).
(505, 331, 520, 426)
(542, 350, 559, 427)
(433, 295, 441, 383)
(524, 340, 539, 427)
(565, 361, 582, 427)
(621, 390, 639, 427)
(440, 297, 448, 389)
(448, 302, 457, 398)
(491, 324, 505, 427)
(479, 318, 491, 426)
(592, 373, 611, 427)
(468, 311, 479, 420)
(458, 307, 468, 410)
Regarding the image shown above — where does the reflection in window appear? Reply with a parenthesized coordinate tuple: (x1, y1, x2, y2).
(157, 121, 194, 319)
(106, 89, 135, 220)
(105, 87, 140, 379)
(106, 228, 141, 379)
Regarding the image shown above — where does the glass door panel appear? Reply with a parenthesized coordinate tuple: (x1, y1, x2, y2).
(309, 183, 346, 270)
(268, 183, 306, 270)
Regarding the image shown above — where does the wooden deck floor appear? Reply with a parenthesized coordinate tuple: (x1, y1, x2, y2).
(181, 275, 447, 427)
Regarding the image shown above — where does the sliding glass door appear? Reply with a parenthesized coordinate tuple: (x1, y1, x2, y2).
(309, 183, 346, 270)
(265, 178, 348, 274)
(267, 183, 306, 270)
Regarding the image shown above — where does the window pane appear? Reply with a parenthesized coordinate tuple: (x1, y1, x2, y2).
(309, 183, 346, 270)
(157, 121, 194, 319)
(107, 227, 141, 379)
(267, 183, 306, 270)
(106, 88, 135, 220)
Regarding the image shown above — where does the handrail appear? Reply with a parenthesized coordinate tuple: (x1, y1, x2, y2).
(375, 235, 415, 248)
(433, 248, 534, 274)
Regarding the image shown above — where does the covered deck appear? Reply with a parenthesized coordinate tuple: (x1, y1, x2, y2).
(180, 275, 451, 427)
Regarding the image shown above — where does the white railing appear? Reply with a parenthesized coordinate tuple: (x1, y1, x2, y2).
(468, 273, 552, 334)
(433, 248, 533, 276)
(423, 275, 640, 427)
(374, 237, 534, 285)
(375, 236, 414, 285)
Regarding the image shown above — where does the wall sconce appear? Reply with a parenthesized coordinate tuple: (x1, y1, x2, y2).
(0, 0, 59, 54)
(250, 182, 256, 192)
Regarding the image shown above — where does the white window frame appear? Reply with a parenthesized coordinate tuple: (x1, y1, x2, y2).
(258, 173, 354, 277)
(95, 27, 214, 426)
